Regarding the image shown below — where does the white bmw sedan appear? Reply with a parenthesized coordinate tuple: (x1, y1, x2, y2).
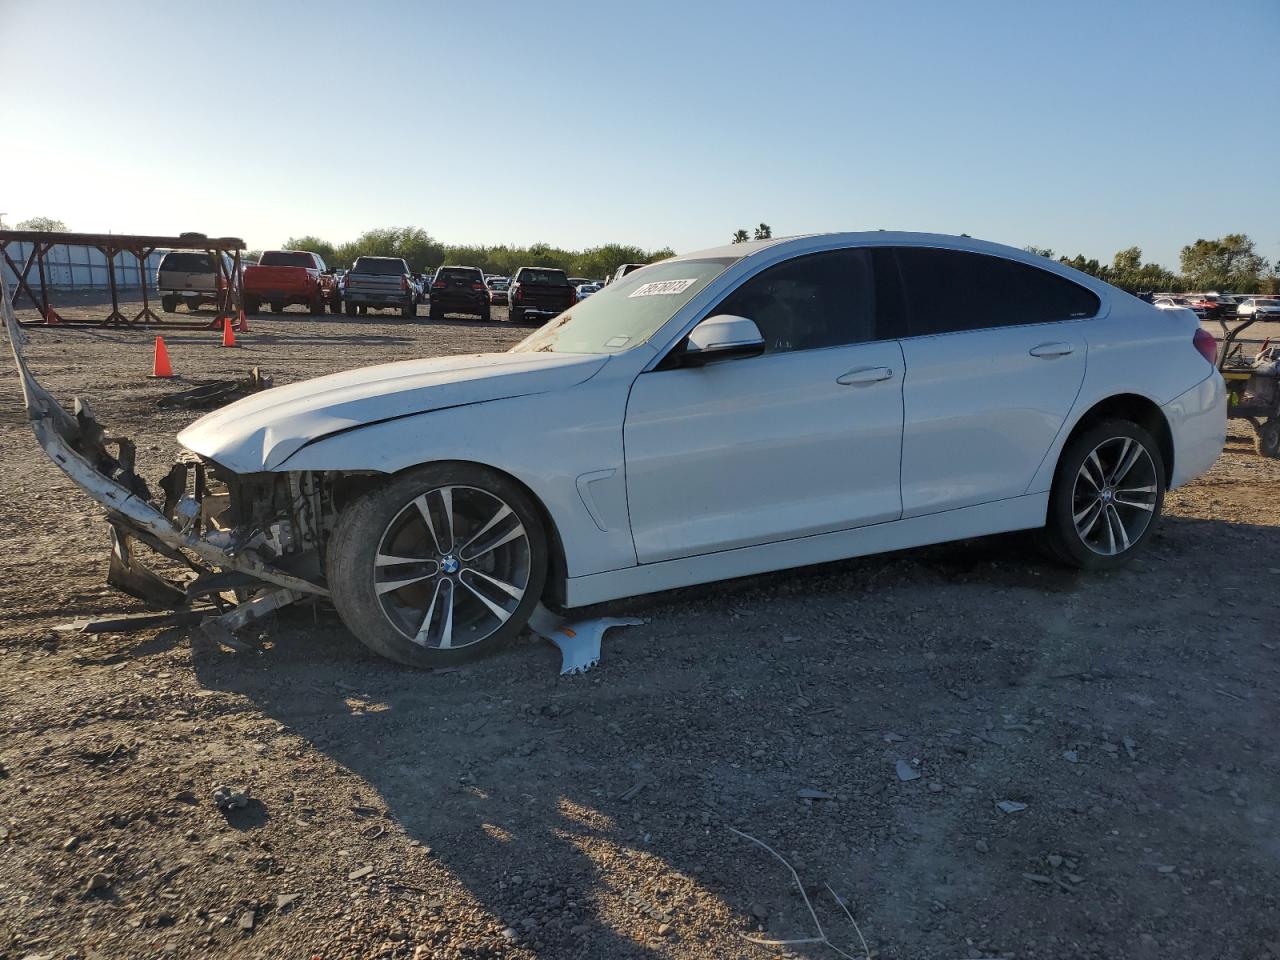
(9, 233, 1227, 668)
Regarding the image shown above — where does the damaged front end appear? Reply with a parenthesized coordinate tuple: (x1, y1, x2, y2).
(4, 280, 332, 643)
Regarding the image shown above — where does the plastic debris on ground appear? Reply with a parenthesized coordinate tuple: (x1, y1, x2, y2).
(527, 603, 646, 675)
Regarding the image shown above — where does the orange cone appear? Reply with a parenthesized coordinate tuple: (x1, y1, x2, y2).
(45, 306, 62, 325)
(221, 316, 237, 348)
(237, 309, 248, 334)
(151, 336, 175, 378)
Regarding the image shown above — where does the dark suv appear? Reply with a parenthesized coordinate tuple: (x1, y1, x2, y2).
(508, 266, 577, 325)
(427, 265, 491, 321)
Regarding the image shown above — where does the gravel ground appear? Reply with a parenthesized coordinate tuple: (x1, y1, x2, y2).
(1, 300, 1277, 960)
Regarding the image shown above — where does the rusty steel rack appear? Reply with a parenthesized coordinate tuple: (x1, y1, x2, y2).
(0, 230, 244, 329)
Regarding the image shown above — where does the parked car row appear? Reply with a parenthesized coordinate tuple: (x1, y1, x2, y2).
(155, 246, 653, 323)
(1151, 291, 1279, 321)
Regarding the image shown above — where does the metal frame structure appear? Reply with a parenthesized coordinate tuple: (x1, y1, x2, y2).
(0, 230, 244, 329)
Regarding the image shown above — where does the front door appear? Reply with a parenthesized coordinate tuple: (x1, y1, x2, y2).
(623, 248, 905, 564)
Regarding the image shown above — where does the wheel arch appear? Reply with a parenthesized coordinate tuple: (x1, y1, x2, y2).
(330, 458, 569, 608)
(1059, 393, 1174, 486)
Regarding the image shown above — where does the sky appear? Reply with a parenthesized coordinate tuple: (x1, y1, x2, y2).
(2, 0, 1278, 270)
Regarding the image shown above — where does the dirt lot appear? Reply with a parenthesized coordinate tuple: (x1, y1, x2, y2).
(1, 298, 1277, 960)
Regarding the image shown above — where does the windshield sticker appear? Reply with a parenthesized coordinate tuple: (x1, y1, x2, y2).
(605, 335, 632, 348)
(628, 278, 697, 298)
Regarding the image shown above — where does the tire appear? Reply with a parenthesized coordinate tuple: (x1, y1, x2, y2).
(480, 306, 492, 322)
(310, 297, 325, 316)
(358, 305, 367, 316)
(509, 307, 523, 325)
(330, 297, 342, 315)
(186, 296, 202, 312)
(161, 295, 177, 313)
(345, 301, 357, 317)
(244, 298, 260, 314)
(271, 301, 285, 314)
(327, 462, 548, 668)
(402, 300, 417, 318)
(1042, 419, 1165, 571)
(1257, 420, 1280, 459)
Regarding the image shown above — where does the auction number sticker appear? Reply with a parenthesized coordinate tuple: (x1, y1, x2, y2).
(628, 278, 697, 298)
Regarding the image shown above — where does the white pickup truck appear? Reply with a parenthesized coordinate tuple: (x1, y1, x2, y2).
(342, 256, 417, 317)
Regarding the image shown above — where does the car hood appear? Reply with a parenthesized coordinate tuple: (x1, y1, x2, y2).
(178, 351, 608, 472)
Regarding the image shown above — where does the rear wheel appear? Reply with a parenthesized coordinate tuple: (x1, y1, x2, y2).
(244, 298, 260, 314)
(186, 296, 202, 312)
(509, 307, 523, 324)
(310, 297, 325, 315)
(327, 463, 548, 668)
(402, 300, 417, 318)
(345, 300, 357, 317)
(1043, 419, 1165, 570)
(330, 297, 343, 315)
(1257, 419, 1280, 459)
(271, 301, 285, 314)
(161, 295, 177, 313)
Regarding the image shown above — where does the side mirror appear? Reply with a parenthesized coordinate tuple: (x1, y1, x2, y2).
(680, 315, 765, 367)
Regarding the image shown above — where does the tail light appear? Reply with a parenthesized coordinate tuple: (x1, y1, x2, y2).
(432, 279, 446, 289)
(471, 281, 485, 291)
(1192, 327, 1217, 366)
(400, 276, 409, 292)
(567, 287, 577, 305)
(512, 283, 523, 302)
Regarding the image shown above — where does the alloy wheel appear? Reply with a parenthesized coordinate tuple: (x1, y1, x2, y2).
(1071, 436, 1159, 556)
(373, 485, 530, 649)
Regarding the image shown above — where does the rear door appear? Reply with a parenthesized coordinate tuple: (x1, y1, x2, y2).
(885, 247, 1098, 517)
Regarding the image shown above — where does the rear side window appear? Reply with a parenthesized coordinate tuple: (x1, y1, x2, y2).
(892, 248, 1100, 336)
(516, 268, 569, 286)
(353, 257, 407, 276)
(160, 252, 213, 272)
(259, 251, 315, 268)
(713, 249, 879, 354)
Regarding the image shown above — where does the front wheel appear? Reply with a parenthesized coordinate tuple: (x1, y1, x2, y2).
(1257, 419, 1280, 459)
(327, 463, 548, 668)
(1042, 419, 1165, 570)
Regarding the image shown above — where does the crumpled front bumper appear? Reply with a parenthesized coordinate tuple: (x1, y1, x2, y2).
(3, 277, 327, 604)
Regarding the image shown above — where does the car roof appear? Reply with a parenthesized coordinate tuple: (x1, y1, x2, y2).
(669, 231, 1116, 294)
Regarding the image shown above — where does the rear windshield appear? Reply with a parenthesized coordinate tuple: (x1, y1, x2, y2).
(515, 268, 569, 286)
(353, 257, 406, 276)
(489, 279, 509, 289)
(260, 251, 314, 268)
(160, 252, 212, 272)
(437, 267, 482, 281)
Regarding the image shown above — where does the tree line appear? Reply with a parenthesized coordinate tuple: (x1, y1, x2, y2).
(273, 228, 674, 280)
(1025, 234, 1278, 294)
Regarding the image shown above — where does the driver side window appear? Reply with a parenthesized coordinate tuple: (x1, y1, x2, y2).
(713, 249, 878, 354)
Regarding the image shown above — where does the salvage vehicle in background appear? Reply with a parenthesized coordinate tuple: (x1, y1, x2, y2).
(487, 277, 510, 306)
(242, 250, 342, 315)
(1236, 297, 1280, 320)
(7, 232, 1226, 670)
(508, 266, 576, 325)
(427, 266, 491, 321)
(156, 250, 236, 313)
(576, 282, 601, 299)
(609, 263, 646, 284)
(343, 256, 417, 317)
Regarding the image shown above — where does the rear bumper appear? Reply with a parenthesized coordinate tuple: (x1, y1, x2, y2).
(1163, 371, 1227, 489)
(430, 295, 488, 311)
(347, 292, 407, 305)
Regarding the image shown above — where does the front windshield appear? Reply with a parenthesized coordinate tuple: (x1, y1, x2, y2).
(511, 257, 737, 354)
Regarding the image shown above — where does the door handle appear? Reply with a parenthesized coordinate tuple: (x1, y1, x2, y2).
(1029, 342, 1074, 358)
(836, 366, 894, 386)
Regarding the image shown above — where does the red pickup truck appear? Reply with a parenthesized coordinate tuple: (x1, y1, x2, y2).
(242, 250, 342, 315)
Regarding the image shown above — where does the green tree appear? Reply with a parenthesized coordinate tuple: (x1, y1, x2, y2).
(753, 223, 772, 240)
(1024, 245, 1056, 259)
(15, 216, 67, 232)
(731, 229, 749, 244)
(282, 235, 337, 265)
(1179, 234, 1268, 292)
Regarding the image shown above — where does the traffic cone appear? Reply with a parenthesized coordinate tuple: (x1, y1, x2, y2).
(45, 306, 62, 325)
(237, 309, 248, 334)
(221, 317, 237, 348)
(150, 336, 174, 378)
